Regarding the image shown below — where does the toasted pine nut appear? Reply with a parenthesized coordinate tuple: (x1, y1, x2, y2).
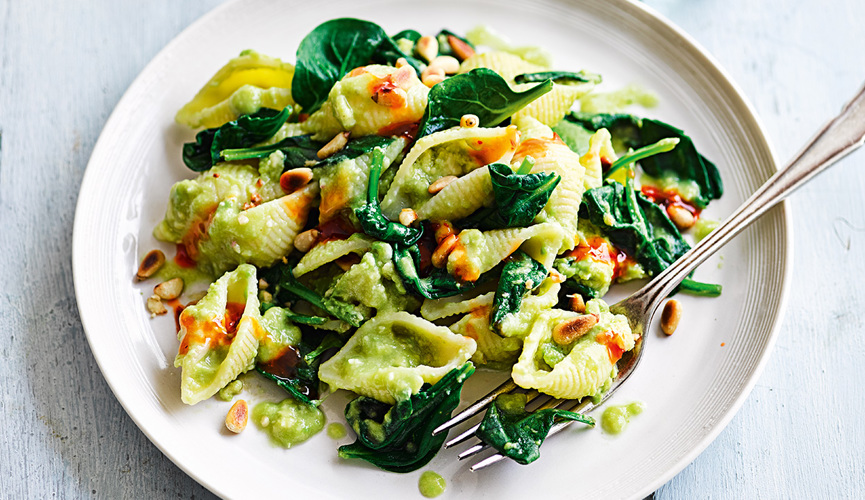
(667, 205, 696, 230)
(661, 299, 682, 335)
(432, 234, 458, 268)
(433, 221, 455, 244)
(372, 86, 407, 108)
(421, 73, 445, 88)
(258, 290, 273, 304)
(154, 277, 184, 300)
(460, 114, 479, 128)
(317, 132, 349, 160)
(399, 208, 418, 226)
(280, 167, 314, 194)
(428, 175, 457, 194)
(416, 35, 439, 63)
(429, 55, 460, 74)
(392, 65, 416, 90)
(136, 249, 165, 281)
(225, 399, 249, 434)
(567, 294, 586, 314)
(293, 228, 320, 253)
(395, 57, 410, 69)
(146, 295, 167, 316)
(552, 314, 598, 345)
(447, 35, 476, 61)
(258, 278, 269, 290)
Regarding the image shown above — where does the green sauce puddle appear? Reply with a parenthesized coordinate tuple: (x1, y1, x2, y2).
(327, 422, 347, 440)
(601, 402, 645, 435)
(418, 471, 446, 498)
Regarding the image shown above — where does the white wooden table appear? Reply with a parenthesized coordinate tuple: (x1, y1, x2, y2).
(2, 0, 863, 497)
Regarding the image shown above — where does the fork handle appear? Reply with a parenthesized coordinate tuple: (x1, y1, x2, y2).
(633, 82, 865, 315)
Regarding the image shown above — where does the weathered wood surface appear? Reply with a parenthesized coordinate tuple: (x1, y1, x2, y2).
(0, 0, 862, 498)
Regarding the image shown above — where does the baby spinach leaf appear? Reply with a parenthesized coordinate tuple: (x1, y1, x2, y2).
(355, 148, 424, 246)
(490, 251, 548, 331)
(292, 18, 420, 113)
(261, 260, 364, 327)
(219, 134, 323, 166)
(514, 70, 601, 85)
(603, 137, 680, 180)
(477, 393, 594, 465)
(182, 107, 290, 171)
(339, 363, 475, 472)
(392, 243, 478, 299)
(459, 159, 561, 231)
(371, 36, 426, 76)
(417, 68, 553, 138)
(392, 29, 421, 43)
(318, 135, 398, 167)
(564, 111, 723, 208)
(680, 278, 722, 297)
(257, 332, 345, 405)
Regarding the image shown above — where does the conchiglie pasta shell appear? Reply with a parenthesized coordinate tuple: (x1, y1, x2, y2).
(416, 165, 494, 221)
(293, 233, 375, 277)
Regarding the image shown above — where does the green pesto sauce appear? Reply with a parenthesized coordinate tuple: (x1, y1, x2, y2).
(155, 259, 213, 286)
(694, 218, 719, 242)
(418, 471, 446, 498)
(217, 379, 243, 402)
(601, 402, 645, 435)
(253, 399, 326, 448)
(326, 423, 347, 440)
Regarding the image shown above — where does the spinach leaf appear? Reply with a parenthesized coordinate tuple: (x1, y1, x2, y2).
(260, 260, 364, 327)
(459, 159, 560, 230)
(435, 30, 475, 61)
(292, 18, 420, 113)
(490, 251, 548, 331)
(318, 135, 398, 167)
(392, 29, 421, 43)
(680, 278, 722, 297)
(219, 134, 323, 166)
(339, 363, 475, 472)
(257, 332, 345, 405)
(182, 107, 290, 171)
(603, 137, 679, 180)
(514, 70, 601, 85)
(392, 243, 478, 299)
(417, 68, 553, 138)
(476, 393, 594, 465)
(355, 148, 424, 246)
(581, 178, 690, 276)
(564, 112, 723, 208)
(372, 36, 426, 77)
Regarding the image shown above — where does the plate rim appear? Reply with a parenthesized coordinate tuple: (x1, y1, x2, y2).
(71, 0, 793, 498)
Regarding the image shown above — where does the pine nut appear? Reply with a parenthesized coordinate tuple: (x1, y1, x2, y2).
(399, 208, 418, 226)
(428, 175, 457, 194)
(372, 86, 407, 108)
(280, 167, 314, 194)
(416, 35, 439, 63)
(429, 55, 460, 74)
(293, 228, 320, 253)
(146, 295, 167, 316)
(136, 249, 165, 281)
(258, 278, 269, 290)
(395, 57, 410, 69)
(661, 299, 682, 335)
(667, 205, 696, 230)
(317, 131, 350, 160)
(433, 221, 455, 244)
(432, 234, 458, 268)
(552, 314, 598, 345)
(460, 114, 479, 128)
(567, 294, 586, 313)
(154, 277, 184, 300)
(421, 73, 445, 88)
(225, 399, 249, 434)
(447, 35, 475, 61)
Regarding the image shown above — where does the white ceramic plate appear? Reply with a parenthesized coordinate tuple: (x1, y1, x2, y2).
(73, 0, 790, 498)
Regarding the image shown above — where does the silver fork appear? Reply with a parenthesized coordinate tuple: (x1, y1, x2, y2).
(434, 82, 865, 471)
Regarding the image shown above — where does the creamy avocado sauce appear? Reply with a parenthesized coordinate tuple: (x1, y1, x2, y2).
(326, 423, 347, 440)
(694, 218, 719, 242)
(601, 401, 645, 434)
(155, 259, 214, 286)
(418, 471, 446, 498)
(253, 399, 326, 448)
(217, 379, 243, 402)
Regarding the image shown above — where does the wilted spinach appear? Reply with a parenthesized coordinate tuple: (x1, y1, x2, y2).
(318, 135, 399, 167)
(391, 243, 479, 300)
(417, 68, 553, 138)
(260, 260, 364, 327)
(355, 148, 424, 246)
(338, 363, 475, 472)
(564, 111, 723, 208)
(490, 251, 548, 331)
(182, 107, 290, 171)
(476, 393, 594, 465)
(459, 159, 560, 231)
(256, 332, 344, 405)
(292, 18, 419, 113)
(219, 134, 323, 166)
(514, 70, 602, 85)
